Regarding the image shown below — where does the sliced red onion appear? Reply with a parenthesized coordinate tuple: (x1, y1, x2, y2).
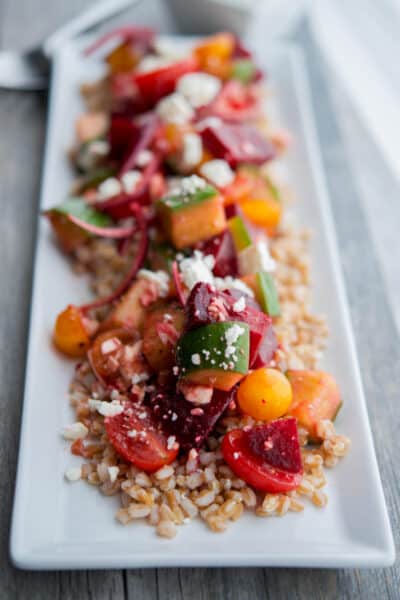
(172, 261, 187, 307)
(119, 114, 160, 176)
(80, 205, 149, 313)
(67, 214, 138, 239)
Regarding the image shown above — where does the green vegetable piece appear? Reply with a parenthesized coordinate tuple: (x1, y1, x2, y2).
(78, 167, 116, 193)
(228, 215, 252, 252)
(177, 321, 250, 376)
(52, 197, 112, 228)
(257, 272, 280, 317)
(231, 59, 256, 84)
(158, 184, 217, 212)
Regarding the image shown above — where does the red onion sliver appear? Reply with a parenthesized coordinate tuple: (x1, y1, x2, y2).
(80, 205, 148, 313)
(67, 214, 138, 239)
(172, 261, 187, 307)
(84, 26, 154, 56)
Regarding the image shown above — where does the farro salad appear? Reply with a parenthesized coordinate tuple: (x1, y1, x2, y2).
(48, 28, 350, 538)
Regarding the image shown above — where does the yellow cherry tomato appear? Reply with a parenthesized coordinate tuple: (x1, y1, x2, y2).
(54, 305, 90, 358)
(237, 368, 292, 421)
(240, 197, 282, 235)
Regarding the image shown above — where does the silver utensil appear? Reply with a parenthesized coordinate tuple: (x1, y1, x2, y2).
(0, 0, 141, 91)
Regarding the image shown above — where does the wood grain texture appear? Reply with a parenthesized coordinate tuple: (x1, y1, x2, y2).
(0, 2, 398, 598)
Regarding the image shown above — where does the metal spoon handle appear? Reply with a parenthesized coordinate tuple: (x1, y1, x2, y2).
(43, 0, 140, 57)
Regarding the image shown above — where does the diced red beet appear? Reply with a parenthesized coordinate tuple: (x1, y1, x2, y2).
(201, 230, 238, 277)
(245, 418, 302, 474)
(185, 282, 219, 329)
(224, 203, 240, 219)
(232, 37, 252, 59)
(149, 388, 234, 451)
(251, 323, 278, 368)
(201, 122, 276, 167)
(108, 115, 140, 161)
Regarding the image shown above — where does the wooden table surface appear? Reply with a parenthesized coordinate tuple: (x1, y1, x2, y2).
(0, 1, 398, 598)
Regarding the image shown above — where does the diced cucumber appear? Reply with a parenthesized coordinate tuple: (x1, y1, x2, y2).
(257, 272, 280, 317)
(230, 59, 256, 84)
(228, 215, 252, 252)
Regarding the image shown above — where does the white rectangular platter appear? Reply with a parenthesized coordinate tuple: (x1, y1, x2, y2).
(10, 37, 395, 569)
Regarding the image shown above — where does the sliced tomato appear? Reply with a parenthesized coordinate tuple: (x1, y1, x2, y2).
(134, 57, 198, 105)
(222, 418, 303, 493)
(104, 402, 179, 472)
(88, 328, 145, 389)
(198, 80, 261, 122)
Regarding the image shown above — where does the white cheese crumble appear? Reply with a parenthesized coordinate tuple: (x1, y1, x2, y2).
(97, 177, 122, 200)
(131, 372, 150, 385)
(200, 159, 235, 188)
(135, 149, 153, 167)
(214, 276, 255, 297)
(238, 239, 276, 275)
(178, 174, 208, 195)
(136, 55, 173, 73)
(65, 467, 82, 482)
(90, 139, 109, 156)
(225, 323, 245, 346)
(108, 466, 119, 483)
(191, 353, 201, 365)
(138, 268, 170, 297)
(62, 422, 88, 441)
(179, 250, 215, 290)
(156, 92, 194, 124)
(167, 435, 177, 450)
(180, 132, 203, 171)
(177, 72, 221, 108)
(233, 296, 246, 312)
(121, 169, 141, 193)
(101, 337, 121, 355)
(88, 399, 124, 417)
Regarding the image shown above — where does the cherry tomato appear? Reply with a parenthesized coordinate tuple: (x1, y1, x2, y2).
(88, 328, 145, 389)
(237, 368, 292, 421)
(222, 419, 303, 493)
(134, 57, 198, 105)
(105, 402, 179, 472)
(54, 305, 91, 358)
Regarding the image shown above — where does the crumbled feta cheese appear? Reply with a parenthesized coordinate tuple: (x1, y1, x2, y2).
(180, 132, 203, 171)
(191, 353, 201, 365)
(179, 174, 208, 195)
(156, 92, 194, 124)
(138, 269, 170, 297)
(171, 412, 178, 422)
(108, 466, 119, 483)
(214, 276, 255, 297)
(62, 422, 88, 441)
(65, 467, 82, 482)
(200, 159, 235, 188)
(233, 296, 246, 312)
(136, 55, 173, 73)
(177, 72, 222, 108)
(90, 139, 109, 157)
(167, 435, 177, 450)
(121, 169, 141, 193)
(225, 323, 245, 346)
(179, 250, 215, 290)
(127, 429, 137, 438)
(233, 452, 240, 460)
(101, 337, 121, 355)
(88, 399, 124, 417)
(195, 116, 223, 131)
(238, 239, 276, 275)
(135, 149, 153, 167)
(131, 372, 150, 385)
(97, 177, 122, 200)
(179, 382, 213, 405)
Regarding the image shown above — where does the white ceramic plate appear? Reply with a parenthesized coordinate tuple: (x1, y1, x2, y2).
(10, 37, 395, 569)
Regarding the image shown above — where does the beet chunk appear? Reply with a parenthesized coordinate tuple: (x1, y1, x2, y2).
(201, 230, 238, 278)
(149, 388, 234, 451)
(245, 418, 302, 473)
(201, 122, 276, 167)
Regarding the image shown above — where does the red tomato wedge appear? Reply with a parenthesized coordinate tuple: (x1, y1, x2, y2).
(222, 418, 303, 493)
(105, 402, 179, 472)
(134, 57, 198, 105)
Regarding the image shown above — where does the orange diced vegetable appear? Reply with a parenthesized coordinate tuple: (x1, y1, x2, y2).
(106, 42, 141, 73)
(240, 197, 281, 234)
(287, 370, 342, 441)
(54, 305, 91, 357)
(195, 32, 235, 65)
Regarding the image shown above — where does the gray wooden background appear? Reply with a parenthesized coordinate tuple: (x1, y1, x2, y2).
(0, 1, 399, 598)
